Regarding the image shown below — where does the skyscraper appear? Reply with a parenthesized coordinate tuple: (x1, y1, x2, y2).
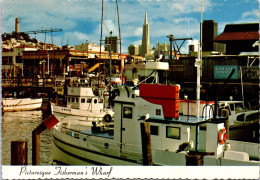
(140, 12, 151, 57)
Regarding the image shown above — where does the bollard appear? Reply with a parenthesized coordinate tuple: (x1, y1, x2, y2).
(32, 114, 59, 165)
(140, 122, 152, 165)
(11, 141, 28, 165)
(186, 151, 215, 166)
(186, 154, 203, 165)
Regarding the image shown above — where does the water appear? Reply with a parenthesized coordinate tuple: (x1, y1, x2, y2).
(1, 110, 53, 165)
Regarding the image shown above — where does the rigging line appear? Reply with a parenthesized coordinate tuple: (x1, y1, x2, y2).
(186, 0, 190, 37)
(113, 3, 117, 35)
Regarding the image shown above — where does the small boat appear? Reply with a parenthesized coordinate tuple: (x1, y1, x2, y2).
(51, 86, 114, 129)
(218, 100, 259, 126)
(52, 83, 259, 165)
(2, 98, 42, 112)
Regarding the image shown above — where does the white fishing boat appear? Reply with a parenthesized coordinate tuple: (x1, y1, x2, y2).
(2, 98, 42, 112)
(218, 100, 259, 126)
(52, 83, 259, 165)
(51, 86, 114, 128)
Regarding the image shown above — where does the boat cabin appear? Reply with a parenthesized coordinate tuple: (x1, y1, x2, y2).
(112, 84, 230, 159)
(66, 86, 104, 111)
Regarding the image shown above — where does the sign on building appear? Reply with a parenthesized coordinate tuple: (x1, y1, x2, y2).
(214, 65, 238, 79)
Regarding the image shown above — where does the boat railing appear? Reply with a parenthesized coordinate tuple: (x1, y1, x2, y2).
(55, 124, 143, 161)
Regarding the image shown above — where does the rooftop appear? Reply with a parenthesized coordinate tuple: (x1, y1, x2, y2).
(214, 23, 259, 42)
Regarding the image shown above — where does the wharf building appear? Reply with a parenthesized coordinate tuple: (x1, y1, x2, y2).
(169, 21, 259, 102)
(2, 18, 127, 79)
(105, 36, 118, 53)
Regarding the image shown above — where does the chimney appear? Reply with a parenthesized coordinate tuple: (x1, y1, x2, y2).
(15, 18, 20, 33)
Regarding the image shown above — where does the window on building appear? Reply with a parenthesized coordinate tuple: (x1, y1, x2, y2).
(71, 98, 75, 102)
(99, 99, 104, 103)
(76, 98, 79, 103)
(150, 125, 159, 136)
(93, 99, 98, 104)
(156, 109, 161, 115)
(81, 98, 85, 103)
(166, 126, 180, 139)
(123, 107, 133, 119)
(87, 98, 91, 103)
(67, 97, 70, 102)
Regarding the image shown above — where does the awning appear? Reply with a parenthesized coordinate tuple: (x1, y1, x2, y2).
(95, 55, 125, 60)
(21, 54, 66, 60)
(69, 52, 89, 57)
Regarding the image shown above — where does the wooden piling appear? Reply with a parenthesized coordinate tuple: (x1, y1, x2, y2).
(221, 109, 229, 139)
(185, 154, 203, 165)
(140, 122, 152, 165)
(11, 141, 28, 165)
(32, 114, 59, 165)
(185, 152, 215, 166)
(32, 123, 46, 165)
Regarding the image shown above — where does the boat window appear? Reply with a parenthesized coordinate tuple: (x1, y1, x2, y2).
(123, 107, 133, 119)
(156, 109, 161, 115)
(87, 98, 91, 103)
(235, 103, 244, 111)
(99, 99, 104, 103)
(166, 126, 180, 139)
(72, 98, 75, 102)
(151, 125, 159, 136)
(230, 104, 235, 111)
(76, 98, 79, 103)
(94, 99, 98, 104)
(67, 97, 70, 102)
(236, 114, 245, 122)
(81, 98, 85, 103)
(245, 113, 259, 122)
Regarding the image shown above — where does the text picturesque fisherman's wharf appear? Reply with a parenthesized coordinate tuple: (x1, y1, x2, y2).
(19, 166, 113, 178)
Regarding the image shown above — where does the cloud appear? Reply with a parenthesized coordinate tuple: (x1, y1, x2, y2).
(242, 9, 259, 19)
(132, 40, 142, 46)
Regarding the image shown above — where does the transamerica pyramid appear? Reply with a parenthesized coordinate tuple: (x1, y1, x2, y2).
(140, 12, 151, 57)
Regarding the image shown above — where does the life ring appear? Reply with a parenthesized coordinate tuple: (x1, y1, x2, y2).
(103, 114, 112, 122)
(218, 128, 227, 145)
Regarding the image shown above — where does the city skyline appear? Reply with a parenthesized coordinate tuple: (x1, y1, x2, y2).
(1, 0, 259, 53)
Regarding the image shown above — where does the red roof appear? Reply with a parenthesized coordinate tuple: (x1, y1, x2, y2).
(214, 31, 259, 41)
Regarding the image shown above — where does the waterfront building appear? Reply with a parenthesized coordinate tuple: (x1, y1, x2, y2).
(105, 36, 118, 53)
(154, 41, 170, 58)
(202, 20, 225, 53)
(74, 42, 105, 52)
(128, 44, 139, 55)
(214, 23, 259, 55)
(139, 12, 152, 58)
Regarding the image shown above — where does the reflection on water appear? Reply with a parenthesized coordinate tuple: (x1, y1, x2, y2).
(1, 110, 53, 165)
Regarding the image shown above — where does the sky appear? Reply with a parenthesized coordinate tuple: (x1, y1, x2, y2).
(1, 0, 259, 53)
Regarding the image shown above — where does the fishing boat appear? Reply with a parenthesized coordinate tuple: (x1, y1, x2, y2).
(51, 83, 259, 165)
(51, 85, 114, 129)
(2, 98, 42, 112)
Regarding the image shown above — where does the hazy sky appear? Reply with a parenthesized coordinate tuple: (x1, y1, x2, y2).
(1, 0, 259, 53)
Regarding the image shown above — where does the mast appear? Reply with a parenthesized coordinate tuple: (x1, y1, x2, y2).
(116, 0, 123, 81)
(196, 0, 203, 118)
(99, 0, 104, 88)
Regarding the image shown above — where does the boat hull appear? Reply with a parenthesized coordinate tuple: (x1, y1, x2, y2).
(52, 104, 113, 118)
(52, 128, 140, 165)
(2, 98, 42, 112)
(52, 126, 259, 166)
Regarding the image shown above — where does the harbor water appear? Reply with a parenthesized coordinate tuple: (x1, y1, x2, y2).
(1, 110, 53, 165)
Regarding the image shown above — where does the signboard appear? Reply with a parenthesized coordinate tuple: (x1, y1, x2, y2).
(214, 65, 238, 79)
